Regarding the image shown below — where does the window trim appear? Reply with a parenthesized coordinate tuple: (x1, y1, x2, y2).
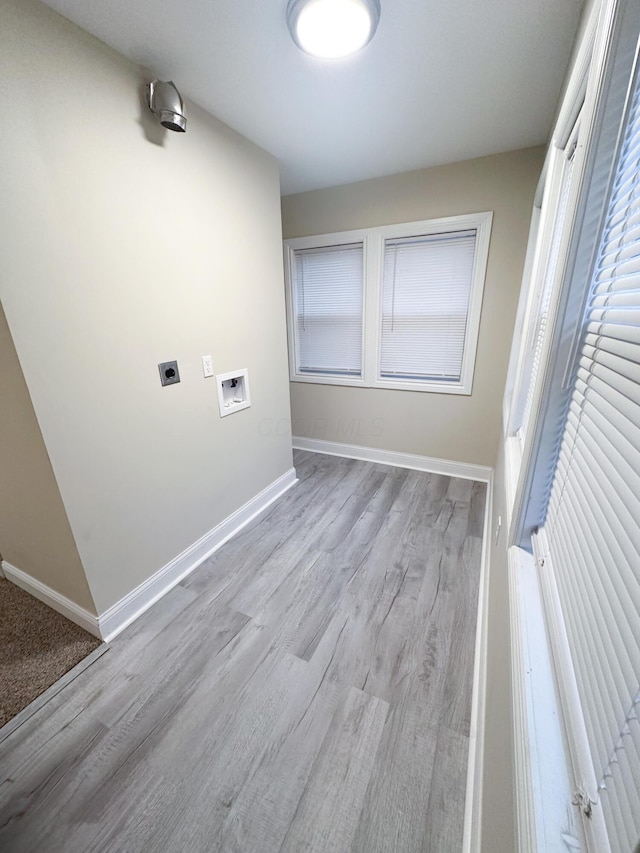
(283, 212, 493, 396)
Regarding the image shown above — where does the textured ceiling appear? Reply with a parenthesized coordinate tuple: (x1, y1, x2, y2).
(41, 0, 584, 194)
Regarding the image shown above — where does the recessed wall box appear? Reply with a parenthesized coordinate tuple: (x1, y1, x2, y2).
(216, 369, 250, 417)
(159, 360, 180, 386)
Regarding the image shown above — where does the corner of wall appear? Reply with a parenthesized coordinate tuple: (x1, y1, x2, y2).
(477, 434, 517, 852)
(0, 300, 96, 614)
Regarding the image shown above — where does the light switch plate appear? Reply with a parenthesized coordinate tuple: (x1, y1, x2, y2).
(202, 355, 214, 378)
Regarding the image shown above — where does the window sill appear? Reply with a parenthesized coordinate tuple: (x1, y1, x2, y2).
(508, 544, 579, 852)
(290, 374, 472, 395)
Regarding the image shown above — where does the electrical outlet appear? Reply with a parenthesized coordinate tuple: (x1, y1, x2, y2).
(158, 360, 180, 387)
(202, 355, 214, 378)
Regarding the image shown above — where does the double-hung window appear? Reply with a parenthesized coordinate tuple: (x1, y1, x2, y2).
(531, 49, 640, 850)
(284, 213, 492, 395)
(505, 0, 640, 849)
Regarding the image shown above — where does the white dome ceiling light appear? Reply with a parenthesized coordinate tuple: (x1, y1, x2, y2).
(287, 0, 381, 59)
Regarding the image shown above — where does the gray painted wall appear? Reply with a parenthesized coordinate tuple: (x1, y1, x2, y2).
(0, 0, 293, 614)
(281, 147, 544, 467)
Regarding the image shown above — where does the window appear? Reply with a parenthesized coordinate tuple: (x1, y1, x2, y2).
(284, 213, 492, 395)
(293, 243, 364, 378)
(380, 230, 477, 383)
(532, 50, 640, 850)
(505, 0, 640, 849)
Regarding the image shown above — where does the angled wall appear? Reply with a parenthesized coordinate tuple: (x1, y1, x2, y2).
(0, 301, 95, 612)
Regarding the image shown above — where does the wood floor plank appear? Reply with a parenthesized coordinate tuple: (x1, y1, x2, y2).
(344, 470, 450, 609)
(216, 659, 343, 853)
(467, 481, 487, 538)
(440, 535, 483, 736)
(0, 602, 251, 852)
(187, 457, 372, 618)
(279, 686, 389, 853)
(350, 701, 440, 853)
(423, 725, 471, 852)
(252, 468, 414, 661)
(0, 451, 485, 853)
(80, 646, 305, 853)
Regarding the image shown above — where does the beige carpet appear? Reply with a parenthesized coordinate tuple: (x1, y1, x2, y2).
(0, 578, 101, 727)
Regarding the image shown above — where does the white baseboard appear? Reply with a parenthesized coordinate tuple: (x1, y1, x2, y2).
(1, 561, 101, 638)
(292, 436, 492, 483)
(97, 467, 298, 642)
(462, 471, 493, 853)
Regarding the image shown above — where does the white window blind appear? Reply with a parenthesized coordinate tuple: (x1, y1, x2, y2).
(293, 243, 364, 377)
(534, 61, 640, 853)
(517, 139, 578, 442)
(379, 230, 476, 382)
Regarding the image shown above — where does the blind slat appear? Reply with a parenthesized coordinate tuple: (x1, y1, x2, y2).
(551, 513, 626, 775)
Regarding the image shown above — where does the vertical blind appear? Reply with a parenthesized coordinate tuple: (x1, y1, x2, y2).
(517, 140, 578, 442)
(535, 59, 640, 853)
(293, 243, 364, 377)
(379, 230, 476, 381)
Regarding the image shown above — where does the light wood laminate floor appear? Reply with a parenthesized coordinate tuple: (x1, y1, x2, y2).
(0, 451, 486, 853)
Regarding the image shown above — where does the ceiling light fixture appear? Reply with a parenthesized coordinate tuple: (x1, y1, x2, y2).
(287, 0, 380, 59)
